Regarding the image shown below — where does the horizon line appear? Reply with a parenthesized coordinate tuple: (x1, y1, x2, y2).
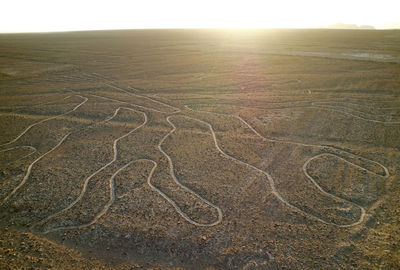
(1, 26, 400, 35)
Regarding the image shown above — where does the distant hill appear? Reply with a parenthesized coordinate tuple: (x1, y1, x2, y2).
(328, 23, 375, 30)
(377, 23, 400, 29)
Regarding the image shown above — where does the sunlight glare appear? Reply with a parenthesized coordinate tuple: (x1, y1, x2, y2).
(1, 0, 399, 32)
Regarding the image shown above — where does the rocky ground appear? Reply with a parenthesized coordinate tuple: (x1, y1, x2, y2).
(0, 29, 400, 269)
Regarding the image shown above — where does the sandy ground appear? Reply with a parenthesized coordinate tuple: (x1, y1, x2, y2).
(0, 29, 400, 269)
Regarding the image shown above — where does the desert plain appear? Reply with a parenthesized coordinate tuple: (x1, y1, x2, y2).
(0, 29, 400, 269)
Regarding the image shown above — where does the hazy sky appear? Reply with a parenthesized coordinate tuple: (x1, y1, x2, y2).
(1, 0, 399, 33)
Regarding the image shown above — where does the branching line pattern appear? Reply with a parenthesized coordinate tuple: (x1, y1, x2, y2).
(2, 72, 393, 231)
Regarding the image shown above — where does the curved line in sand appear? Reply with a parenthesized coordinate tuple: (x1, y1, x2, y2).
(0, 146, 37, 165)
(1, 134, 70, 204)
(303, 152, 377, 199)
(83, 72, 181, 114)
(38, 159, 157, 234)
(302, 153, 368, 225)
(170, 114, 354, 227)
(6, 75, 390, 229)
(185, 105, 389, 179)
(0, 95, 75, 112)
(31, 107, 148, 232)
(153, 116, 223, 227)
(188, 102, 400, 124)
(184, 107, 390, 227)
(0, 95, 88, 148)
(87, 93, 177, 114)
(312, 105, 400, 124)
(105, 83, 181, 114)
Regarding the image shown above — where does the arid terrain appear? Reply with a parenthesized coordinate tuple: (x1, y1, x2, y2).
(1, 29, 400, 269)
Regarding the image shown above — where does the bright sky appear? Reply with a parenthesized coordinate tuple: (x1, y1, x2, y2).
(1, 0, 399, 33)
